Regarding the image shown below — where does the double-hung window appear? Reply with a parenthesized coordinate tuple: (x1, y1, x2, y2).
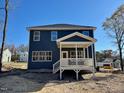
(33, 31, 40, 41)
(51, 31, 58, 41)
(32, 51, 52, 62)
(82, 31, 89, 36)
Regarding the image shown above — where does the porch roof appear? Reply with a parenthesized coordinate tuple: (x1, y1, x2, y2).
(57, 42, 94, 48)
(56, 32, 96, 48)
(56, 32, 96, 43)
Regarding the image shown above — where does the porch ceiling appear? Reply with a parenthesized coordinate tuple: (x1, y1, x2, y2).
(57, 42, 94, 48)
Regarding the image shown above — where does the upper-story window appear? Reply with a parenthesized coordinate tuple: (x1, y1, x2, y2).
(33, 31, 40, 41)
(51, 31, 58, 41)
(82, 31, 89, 36)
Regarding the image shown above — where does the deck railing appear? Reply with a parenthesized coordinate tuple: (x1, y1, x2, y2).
(60, 58, 93, 67)
(53, 60, 60, 73)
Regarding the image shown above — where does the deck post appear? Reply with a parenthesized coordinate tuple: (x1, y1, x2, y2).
(92, 44, 95, 78)
(76, 71, 78, 80)
(60, 69, 62, 80)
(75, 70, 79, 80)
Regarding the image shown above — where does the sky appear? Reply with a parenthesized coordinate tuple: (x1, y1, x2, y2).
(1, 0, 124, 51)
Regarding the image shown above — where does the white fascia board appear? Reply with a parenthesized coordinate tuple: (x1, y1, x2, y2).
(57, 32, 96, 42)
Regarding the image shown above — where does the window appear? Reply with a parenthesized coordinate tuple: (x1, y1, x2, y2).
(33, 31, 40, 41)
(32, 51, 52, 62)
(32, 51, 39, 61)
(82, 31, 89, 36)
(51, 31, 58, 41)
(70, 51, 84, 58)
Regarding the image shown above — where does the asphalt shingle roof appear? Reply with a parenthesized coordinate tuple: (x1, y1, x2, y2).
(27, 24, 96, 31)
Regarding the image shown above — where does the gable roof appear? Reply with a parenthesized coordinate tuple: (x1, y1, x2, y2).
(27, 24, 96, 31)
(57, 32, 96, 42)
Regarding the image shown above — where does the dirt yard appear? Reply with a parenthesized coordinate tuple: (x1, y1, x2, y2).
(2, 62, 27, 71)
(0, 62, 124, 93)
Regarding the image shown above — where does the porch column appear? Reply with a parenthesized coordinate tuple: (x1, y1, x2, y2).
(60, 42, 62, 61)
(60, 42, 62, 80)
(76, 44, 78, 65)
(87, 47, 89, 58)
(91, 44, 95, 78)
(83, 48, 85, 58)
(94, 44, 96, 68)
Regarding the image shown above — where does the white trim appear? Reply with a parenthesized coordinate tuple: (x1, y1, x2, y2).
(60, 42, 93, 45)
(60, 43, 61, 67)
(33, 31, 40, 41)
(76, 44, 78, 65)
(87, 47, 89, 58)
(57, 32, 96, 42)
(58, 42, 94, 48)
(83, 48, 85, 58)
(32, 51, 52, 62)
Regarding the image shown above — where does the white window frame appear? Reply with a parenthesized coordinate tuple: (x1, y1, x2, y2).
(82, 31, 89, 36)
(33, 31, 40, 41)
(51, 31, 58, 41)
(32, 51, 52, 62)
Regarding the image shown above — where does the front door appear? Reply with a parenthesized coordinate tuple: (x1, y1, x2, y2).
(62, 51, 68, 58)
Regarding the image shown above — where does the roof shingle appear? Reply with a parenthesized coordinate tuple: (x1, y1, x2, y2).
(27, 24, 96, 31)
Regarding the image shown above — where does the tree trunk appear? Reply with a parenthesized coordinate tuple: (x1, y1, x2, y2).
(0, 0, 8, 72)
(119, 47, 123, 71)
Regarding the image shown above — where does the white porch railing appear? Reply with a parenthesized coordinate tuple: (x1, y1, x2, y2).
(53, 58, 93, 74)
(53, 60, 60, 74)
(60, 58, 93, 67)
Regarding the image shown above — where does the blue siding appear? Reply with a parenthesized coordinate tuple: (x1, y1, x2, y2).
(28, 30, 94, 69)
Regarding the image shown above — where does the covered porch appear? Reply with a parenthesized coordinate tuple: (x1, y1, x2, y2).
(59, 41, 95, 80)
(53, 32, 96, 80)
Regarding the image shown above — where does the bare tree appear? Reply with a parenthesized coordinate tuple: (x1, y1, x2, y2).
(103, 5, 124, 71)
(0, 0, 9, 72)
(17, 44, 28, 53)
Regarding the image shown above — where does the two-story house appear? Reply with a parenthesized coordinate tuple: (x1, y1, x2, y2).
(27, 24, 96, 80)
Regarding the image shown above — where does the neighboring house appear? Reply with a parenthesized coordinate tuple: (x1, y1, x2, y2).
(19, 52, 28, 62)
(97, 58, 113, 67)
(0, 48, 11, 62)
(113, 59, 121, 69)
(97, 58, 121, 69)
(27, 24, 97, 80)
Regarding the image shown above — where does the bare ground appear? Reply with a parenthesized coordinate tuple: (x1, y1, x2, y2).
(0, 62, 124, 93)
